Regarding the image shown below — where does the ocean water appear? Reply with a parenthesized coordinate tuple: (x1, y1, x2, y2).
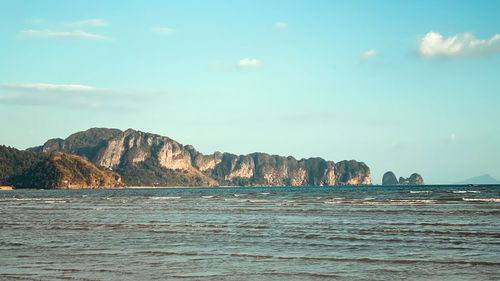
(0, 185, 499, 281)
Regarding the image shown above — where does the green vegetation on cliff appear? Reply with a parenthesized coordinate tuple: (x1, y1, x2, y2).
(0, 146, 123, 189)
(115, 157, 217, 187)
(0, 145, 46, 185)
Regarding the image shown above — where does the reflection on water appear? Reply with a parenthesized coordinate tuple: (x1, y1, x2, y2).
(0, 185, 499, 280)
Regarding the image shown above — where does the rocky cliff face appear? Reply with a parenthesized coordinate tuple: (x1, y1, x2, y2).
(30, 128, 122, 163)
(382, 171, 424, 186)
(31, 128, 372, 187)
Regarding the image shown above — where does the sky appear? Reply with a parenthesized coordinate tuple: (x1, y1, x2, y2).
(1, 0, 499, 184)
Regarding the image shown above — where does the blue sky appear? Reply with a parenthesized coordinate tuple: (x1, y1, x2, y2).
(1, 0, 499, 184)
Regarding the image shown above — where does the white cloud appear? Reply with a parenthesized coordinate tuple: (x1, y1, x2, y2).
(275, 22, 288, 29)
(67, 19, 108, 27)
(418, 32, 500, 58)
(0, 83, 96, 92)
(19, 29, 108, 40)
(151, 27, 176, 34)
(450, 133, 456, 141)
(360, 49, 377, 61)
(237, 58, 262, 68)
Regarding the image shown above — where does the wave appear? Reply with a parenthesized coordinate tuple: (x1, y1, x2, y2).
(410, 191, 432, 194)
(235, 199, 276, 203)
(136, 251, 198, 256)
(259, 272, 340, 278)
(453, 190, 480, 194)
(44, 200, 67, 204)
(149, 196, 181, 200)
(274, 256, 500, 266)
(323, 198, 437, 205)
(11, 197, 67, 202)
(387, 199, 437, 204)
(230, 253, 274, 259)
(462, 198, 500, 203)
(380, 229, 500, 238)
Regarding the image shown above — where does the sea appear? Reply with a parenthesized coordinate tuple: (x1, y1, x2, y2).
(0, 185, 499, 281)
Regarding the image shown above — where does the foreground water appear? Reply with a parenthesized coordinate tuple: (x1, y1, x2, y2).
(0, 185, 499, 281)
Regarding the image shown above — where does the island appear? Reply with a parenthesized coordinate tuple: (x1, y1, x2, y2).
(0, 128, 372, 189)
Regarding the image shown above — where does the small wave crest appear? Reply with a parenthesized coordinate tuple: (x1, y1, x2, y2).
(149, 196, 181, 200)
(387, 199, 437, 205)
(462, 198, 500, 203)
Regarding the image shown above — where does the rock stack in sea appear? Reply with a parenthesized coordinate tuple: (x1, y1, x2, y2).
(382, 171, 424, 185)
(382, 171, 398, 185)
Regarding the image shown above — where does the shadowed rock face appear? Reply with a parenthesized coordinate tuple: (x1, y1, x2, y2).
(382, 171, 398, 185)
(31, 128, 372, 187)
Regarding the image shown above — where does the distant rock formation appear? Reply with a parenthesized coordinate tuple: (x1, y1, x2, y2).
(382, 171, 398, 185)
(399, 173, 424, 185)
(0, 146, 123, 189)
(383, 171, 424, 185)
(29, 128, 372, 187)
(455, 174, 500, 185)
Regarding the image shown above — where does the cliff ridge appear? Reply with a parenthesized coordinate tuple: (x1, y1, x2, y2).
(30, 128, 372, 187)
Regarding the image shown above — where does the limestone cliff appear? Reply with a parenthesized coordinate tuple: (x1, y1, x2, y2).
(31, 128, 372, 187)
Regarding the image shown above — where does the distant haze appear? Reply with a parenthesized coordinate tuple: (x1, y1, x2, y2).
(455, 174, 500, 185)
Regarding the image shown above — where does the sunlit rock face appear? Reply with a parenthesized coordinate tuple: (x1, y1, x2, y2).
(31, 128, 373, 187)
(335, 160, 371, 186)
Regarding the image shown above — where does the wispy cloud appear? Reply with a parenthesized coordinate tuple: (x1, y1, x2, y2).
(418, 32, 500, 58)
(274, 22, 288, 29)
(67, 19, 108, 27)
(237, 58, 262, 68)
(0, 83, 141, 110)
(151, 27, 176, 34)
(1, 83, 96, 92)
(18, 29, 109, 40)
(359, 49, 377, 62)
(33, 18, 108, 28)
(210, 60, 221, 71)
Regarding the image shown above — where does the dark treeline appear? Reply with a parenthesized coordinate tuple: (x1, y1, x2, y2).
(0, 145, 47, 186)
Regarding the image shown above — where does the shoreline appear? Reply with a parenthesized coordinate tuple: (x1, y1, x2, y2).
(2, 184, 498, 191)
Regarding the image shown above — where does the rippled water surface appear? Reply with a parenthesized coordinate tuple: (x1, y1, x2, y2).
(1, 185, 499, 280)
